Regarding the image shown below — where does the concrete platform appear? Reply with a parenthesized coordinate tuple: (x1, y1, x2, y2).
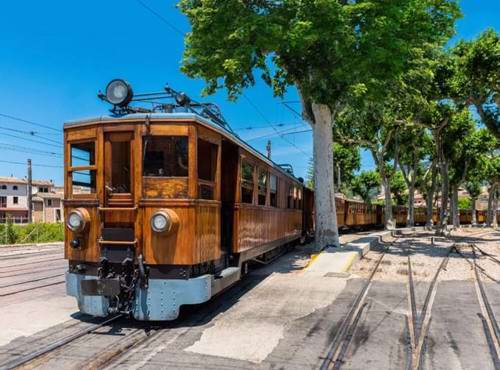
(305, 231, 390, 275)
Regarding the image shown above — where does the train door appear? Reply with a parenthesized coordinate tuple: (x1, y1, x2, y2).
(220, 140, 239, 258)
(104, 132, 135, 208)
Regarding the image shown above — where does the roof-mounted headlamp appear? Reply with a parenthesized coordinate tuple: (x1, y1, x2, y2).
(102, 79, 133, 107)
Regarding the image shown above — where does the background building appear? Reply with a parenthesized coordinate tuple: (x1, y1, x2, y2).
(0, 176, 63, 223)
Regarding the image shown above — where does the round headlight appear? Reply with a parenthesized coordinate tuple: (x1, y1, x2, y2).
(66, 209, 89, 233)
(151, 211, 172, 233)
(105, 79, 133, 107)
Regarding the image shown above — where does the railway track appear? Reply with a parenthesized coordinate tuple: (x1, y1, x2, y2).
(471, 245, 500, 370)
(319, 238, 395, 370)
(0, 315, 127, 370)
(319, 235, 464, 370)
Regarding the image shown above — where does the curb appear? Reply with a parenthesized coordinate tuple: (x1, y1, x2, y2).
(305, 230, 391, 274)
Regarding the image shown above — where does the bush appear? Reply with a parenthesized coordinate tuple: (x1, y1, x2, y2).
(0, 222, 64, 245)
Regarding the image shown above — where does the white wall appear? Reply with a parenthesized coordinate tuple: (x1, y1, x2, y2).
(0, 183, 28, 209)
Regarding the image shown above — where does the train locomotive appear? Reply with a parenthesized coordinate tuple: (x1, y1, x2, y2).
(64, 80, 312, 320)
(64, 80, 494, 321)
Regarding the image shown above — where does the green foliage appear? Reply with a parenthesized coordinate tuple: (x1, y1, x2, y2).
(1, 218, 17, 245)
(179, 0, 460, 108)
(0, 223, 63, 245)
(465, 181, 481, 200)
(390, 171, 408, 206)
(306, 143, 360, 192)
(351, 170, 380, 204)
(451, 29, 500, 139)
(457, 197, 471, 209)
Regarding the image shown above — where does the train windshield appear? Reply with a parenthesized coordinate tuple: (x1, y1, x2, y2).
(143, 136, 188, 177)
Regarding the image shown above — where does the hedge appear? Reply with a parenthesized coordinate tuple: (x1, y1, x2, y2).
(0, 222, 64, 245)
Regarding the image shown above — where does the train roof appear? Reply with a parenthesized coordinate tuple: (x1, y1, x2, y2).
(64, 112, 304, 184)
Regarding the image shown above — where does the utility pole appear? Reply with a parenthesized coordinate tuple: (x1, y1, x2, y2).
(266, 140, 272, 159)
(27, 159, 32, 224)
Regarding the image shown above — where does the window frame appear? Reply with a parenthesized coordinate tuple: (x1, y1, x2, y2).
(270, 174, 278, 208)
(142, 135, 189, 179)
(13, 196, 18, 205)
(240, 159, 255, 204)
(197, 138, 219, 200)
(67, 139, 98, 199)
(257, 168, 268, 206)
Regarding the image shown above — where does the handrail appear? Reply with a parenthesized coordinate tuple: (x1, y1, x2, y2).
(98, 238, 137, 245)
(98, 206, 138, 212)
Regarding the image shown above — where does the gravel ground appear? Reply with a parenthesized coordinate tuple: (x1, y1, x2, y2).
(350, 228, 499, 283)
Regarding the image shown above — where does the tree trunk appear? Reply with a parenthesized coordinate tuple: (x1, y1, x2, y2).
(471, 196, 477, 225)
(493, 188, 498, 228)
(486, 184, 496, 226)
(311, 103, 340, 249)
(438, 154, 449, 232)
(426, 163, 437, 228)
(372, 151, 394, 229)
(451, 184, 460, 228)
(408, 181, 415, 227)
(475, 103, 500, 140)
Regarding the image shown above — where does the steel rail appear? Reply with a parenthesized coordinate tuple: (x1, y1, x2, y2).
(0, 257, 62, 270)
(0, 273, 65, 289)
(0, 315, 124, 370)
(0, 280, 65, 297)
(411, 247, 451, 370)
(0, 250, 62, 261)
(406, 253, 418, 368)
(0, 265, 66, 279)
(319, 240, 393, 370)
(471, 246, 500, 370)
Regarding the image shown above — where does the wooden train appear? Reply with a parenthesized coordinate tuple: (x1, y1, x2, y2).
(335, 200, 490, 228)
(64, 80, 493, 321)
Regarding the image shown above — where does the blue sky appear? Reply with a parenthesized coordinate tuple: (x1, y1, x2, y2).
(0, 0, 498, 185)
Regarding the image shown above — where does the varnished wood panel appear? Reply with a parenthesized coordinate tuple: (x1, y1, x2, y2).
(233, 205, 302, 253)
(196, 203, 221, 262)
(143, 206, 196, 265)
(64, 206, 100, 262)
(143, 178, 188, 199)
(66, 128, 97, 141)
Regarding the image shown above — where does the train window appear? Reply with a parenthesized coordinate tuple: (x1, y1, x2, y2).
(287, 184, 294, 208)
(258, 169, 267, 206)
(143, 136, 188, 177)
(198, 139, 217, 182)
(71, 142, 95, 167)
(111, 141, 130, 193)
(198, 139, 218, 200)
(72, 170, 96, 193)
(70, 141, 96, 194)
(241, 161, 254, 204)
(270, 174, 278, 207)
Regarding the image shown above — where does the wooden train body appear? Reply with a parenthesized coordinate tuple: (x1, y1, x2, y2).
(64, 113, 308, 320)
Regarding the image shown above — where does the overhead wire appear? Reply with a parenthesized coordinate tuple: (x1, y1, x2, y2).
(0, 131, 63, 149)
(0, 142, 62, 157)
(0, 112, 61, 133)
(242, 94, 310, 156)
(0, 160, 63, 169)
(135, 0, 185, 36)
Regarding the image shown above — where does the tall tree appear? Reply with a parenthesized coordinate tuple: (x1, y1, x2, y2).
(179, 0, 460, 246)
(451, 29, 500, 140)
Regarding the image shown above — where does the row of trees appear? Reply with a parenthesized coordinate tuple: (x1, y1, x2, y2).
(178, 0, 498, 248)
(329, 29, 499, 232)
